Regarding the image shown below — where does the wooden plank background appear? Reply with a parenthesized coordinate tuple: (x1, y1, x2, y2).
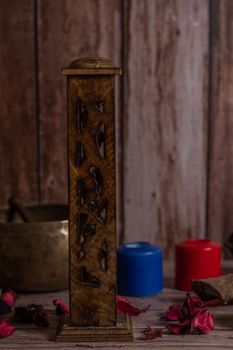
(0, 0, 38, 205)
(0, 0, 233, 257)
(122, 0, 208, 256)
(207, 0, 233, 257)
(37, 0, 121, 204)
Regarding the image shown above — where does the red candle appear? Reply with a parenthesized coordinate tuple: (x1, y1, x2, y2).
(175, 239, 221, 291)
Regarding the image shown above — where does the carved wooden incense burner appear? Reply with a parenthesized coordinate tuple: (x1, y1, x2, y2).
(56, 57, 133, 341)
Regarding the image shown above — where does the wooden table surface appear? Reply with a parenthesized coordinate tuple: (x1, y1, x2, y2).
(0, 261, 232, 349)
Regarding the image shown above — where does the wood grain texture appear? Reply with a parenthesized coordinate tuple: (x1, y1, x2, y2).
(37, 0, 121, 204)
(0, 0, 38, 206)
(208, 0, 233, 256)
(67, 73, 117, 326)
(122, 0, 209, 257)
(0, 261, 232, 349)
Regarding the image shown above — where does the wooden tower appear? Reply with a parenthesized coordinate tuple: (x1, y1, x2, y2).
(56, 57, 132, 341)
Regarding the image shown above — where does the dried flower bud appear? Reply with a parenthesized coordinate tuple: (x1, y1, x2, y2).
(163, 293, 214, 336)
(53, 299, 69, 315)
(161, 304, 181, 321)
(191, 308, 215, 334)
(143, 326, 163, 339)
(181, 292, 205, 319)
(32, 304, 49, 328)
(1, 289, 18, 307)
(166, 319, 191, 335)
(0, 320, 15, 338)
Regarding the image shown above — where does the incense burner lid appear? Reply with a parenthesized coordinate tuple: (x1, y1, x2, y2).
(69, 57, 114, 69)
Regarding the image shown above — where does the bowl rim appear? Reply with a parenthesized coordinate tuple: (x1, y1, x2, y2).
(0, 204, 68, 226)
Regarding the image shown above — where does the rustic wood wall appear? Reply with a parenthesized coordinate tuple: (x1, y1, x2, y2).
(0, 0, 233, 257)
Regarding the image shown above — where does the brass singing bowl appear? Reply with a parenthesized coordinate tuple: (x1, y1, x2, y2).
(0, 205, 68, 292)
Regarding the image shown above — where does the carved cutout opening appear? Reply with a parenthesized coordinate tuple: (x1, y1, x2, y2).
(77, 142, 85, 167)
(77, 178, 92, 207)
(89, 200, 107, 225)
(76, 102, 86, 131)
(77, 249, 85, 261)
(77, 213, 96, 244)
(100, 241, 108, 272)
(89, 166, 103, 195)
(77, 178, 86, 207)
(78, 267, 100, 288)
(94, 102, 104, 113)
(95, 123, 105, 158)
(77, 102, 87, 131)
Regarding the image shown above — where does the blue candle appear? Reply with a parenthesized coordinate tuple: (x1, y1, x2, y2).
(117, 241, 163, 297)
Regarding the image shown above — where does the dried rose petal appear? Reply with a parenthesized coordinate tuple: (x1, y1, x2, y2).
(143, 326, 163, 339)
(0, 289, 18, 315)
(14, 304, 49, 327)
(32, 305, 49, 327)
(1, 289, 18, 307)
(191, 308, 215, 334)
(0, 320, 15, 338)
(166, 319, 191, 335)
(161, 304, 181, 321)
(162, 293, 214, 336)
(116, 295, 129, 303)
(116, 298, 150, 316)
(53, 299, 69, 315)
(181, 293, 205, 319)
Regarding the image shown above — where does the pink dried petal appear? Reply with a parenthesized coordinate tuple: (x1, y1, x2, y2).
(117, 298, 150, 316)
(166, 319, 191, 335)
(53, 299, 69, 315)
(191, 308, 215, 334)
(1, 289, 18, 307)
(161, 305, 181, 321)
(143, 326, 163, 339)
(0, 320, 15, 338)
(181, 293, 205, 319)
(116, 295, 129, 303)
(0, 289, 18, 315)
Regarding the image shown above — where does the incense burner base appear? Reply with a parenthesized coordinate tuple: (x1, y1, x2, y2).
(55, 313, 133, 342)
